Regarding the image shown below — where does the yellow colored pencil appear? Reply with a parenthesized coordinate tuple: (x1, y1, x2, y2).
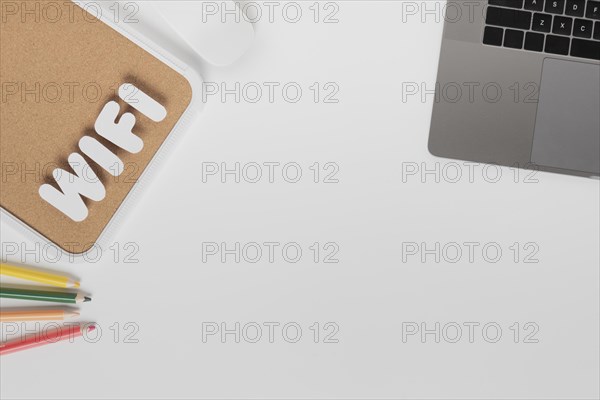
(0, 263, 79, 288)
(0, 309, 79, 322)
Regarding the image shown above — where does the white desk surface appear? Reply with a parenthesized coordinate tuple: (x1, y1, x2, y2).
(1, 1, 599, 399)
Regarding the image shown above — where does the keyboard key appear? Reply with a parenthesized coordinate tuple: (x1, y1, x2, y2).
(573, 18, 593, 37)
(524, 31, 545, 50)
(504, 29, 525, 48)
(489, 0, 524, 8)
(552, 16, 573, 35)
(545, 34, 570, 54)
(595, 22, 600, 39)
(565, 0, 585, 16)
(545, 0, 565, 14)
(525, 0, 544, 11)
(533, 13, 553, 31)
(483, 26, 504, 46)
(586, 1, 600, 20)
(486, 7, 532, 30)
(571, 38, 600, 59)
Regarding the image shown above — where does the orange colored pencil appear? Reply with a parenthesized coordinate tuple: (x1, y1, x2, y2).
(0, 309, 79, 322)
(0, 324, 95, 356)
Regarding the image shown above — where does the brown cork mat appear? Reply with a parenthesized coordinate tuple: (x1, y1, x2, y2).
(0, 1, 193, 254)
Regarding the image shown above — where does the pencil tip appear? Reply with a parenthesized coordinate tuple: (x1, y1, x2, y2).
(74, 282, 80, 288)
(84, 296, 92, 302)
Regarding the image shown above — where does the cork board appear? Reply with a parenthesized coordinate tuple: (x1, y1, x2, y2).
(0, 1, 193, 254)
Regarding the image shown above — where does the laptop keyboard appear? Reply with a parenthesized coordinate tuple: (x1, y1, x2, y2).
(483, 0, 600, 60)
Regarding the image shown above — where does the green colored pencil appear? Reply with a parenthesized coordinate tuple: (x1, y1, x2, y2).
(0, 287, 91, 304)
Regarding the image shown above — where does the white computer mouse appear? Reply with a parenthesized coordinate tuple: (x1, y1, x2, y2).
(152, 1, 255, 66)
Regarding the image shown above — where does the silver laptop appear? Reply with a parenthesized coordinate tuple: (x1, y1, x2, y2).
(429, 0, 600, 178)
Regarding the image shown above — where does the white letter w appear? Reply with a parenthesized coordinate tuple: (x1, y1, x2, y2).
(39, 153, 106, 222)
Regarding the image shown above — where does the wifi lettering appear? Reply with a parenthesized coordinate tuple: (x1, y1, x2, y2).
(39, 84, 167, 222)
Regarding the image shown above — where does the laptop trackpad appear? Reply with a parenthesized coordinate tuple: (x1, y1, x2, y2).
(531, 58, 600, 175)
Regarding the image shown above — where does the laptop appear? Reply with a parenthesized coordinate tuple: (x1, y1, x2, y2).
(429, 0, 600, 178)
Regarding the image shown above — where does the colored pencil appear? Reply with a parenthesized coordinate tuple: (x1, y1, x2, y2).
(0, 263, 79, 288)
(0, 324, 95, 356)
(0, 309, 80, 322)
(0, 287, 91, 304)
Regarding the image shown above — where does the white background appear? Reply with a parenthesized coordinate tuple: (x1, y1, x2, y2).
(1, 1, 599, 399)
